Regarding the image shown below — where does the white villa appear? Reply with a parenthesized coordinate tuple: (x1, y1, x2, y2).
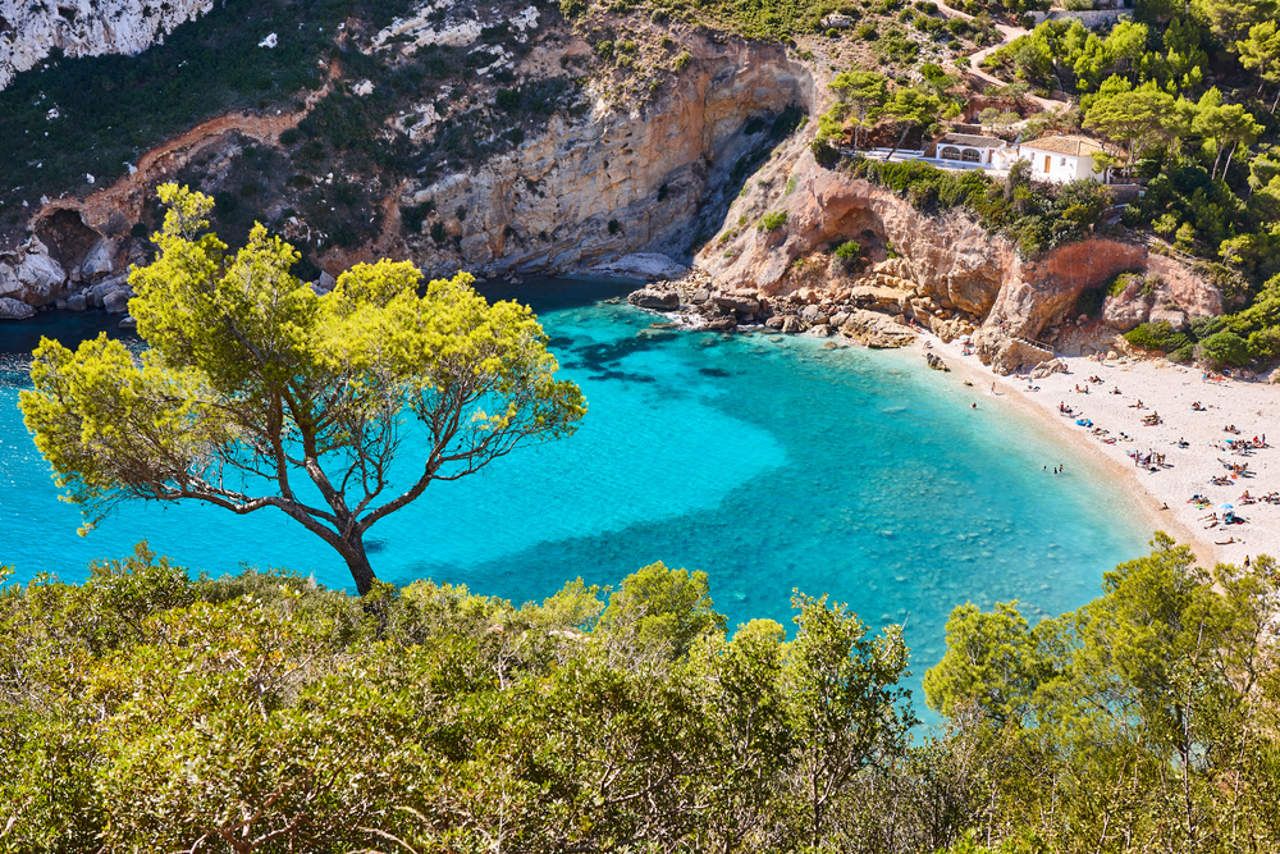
(931, 132, 1006, 167)
(871, 132, 1116, 186)
(1012, 135, 1110, 183)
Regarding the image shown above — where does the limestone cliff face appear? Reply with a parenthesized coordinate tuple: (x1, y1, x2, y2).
(696, 147, 1221, 371)
(396, 37, 813, 277)
(703, 147, 1010, 318)
(1, 15, 813, 311)
(0, 0, 215, 91)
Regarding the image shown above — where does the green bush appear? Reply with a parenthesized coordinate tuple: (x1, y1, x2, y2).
(1196, 331, 1250, 368)
(1247, 327, 1280, 360)
(1124, 321, 1191, 353)
(834, 239, 863, 271)
(1189, 315, 1226, 340)
(758, 210, 788, 231)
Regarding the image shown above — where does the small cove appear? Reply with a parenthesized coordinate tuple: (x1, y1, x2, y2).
(0, 278, 1149, 696)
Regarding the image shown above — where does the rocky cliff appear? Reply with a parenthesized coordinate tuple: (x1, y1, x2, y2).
(0, 0, 214, 91)
(0, 1, 814, 315)
(674, 144, 1221, 372)
(0, 0, 1221, 366)
(397, 37, 812, 276)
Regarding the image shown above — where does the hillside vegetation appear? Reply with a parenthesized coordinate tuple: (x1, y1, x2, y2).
(3, 536, 1279, 851)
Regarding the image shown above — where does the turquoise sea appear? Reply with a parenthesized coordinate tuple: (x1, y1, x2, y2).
(0, 279, 1149, 685)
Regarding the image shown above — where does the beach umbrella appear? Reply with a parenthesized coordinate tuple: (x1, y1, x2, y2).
(1220, 503, 1234, 511)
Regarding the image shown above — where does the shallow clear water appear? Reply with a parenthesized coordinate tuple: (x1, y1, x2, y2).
(0, 280, 1149, 690)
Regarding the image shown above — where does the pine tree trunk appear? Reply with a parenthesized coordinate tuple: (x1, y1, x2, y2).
(885, 125, 911, 161)
(340, 536, 378, 595)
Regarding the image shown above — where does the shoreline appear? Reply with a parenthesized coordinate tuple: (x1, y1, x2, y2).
(914, 333, 1278, 569)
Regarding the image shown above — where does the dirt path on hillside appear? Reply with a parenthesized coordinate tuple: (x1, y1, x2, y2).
(934, 1, 1066, 114)
(35, 57, 341, 237)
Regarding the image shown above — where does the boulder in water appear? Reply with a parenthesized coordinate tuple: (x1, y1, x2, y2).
(628, 287, 680, 311)
(0, 297, 36, 320)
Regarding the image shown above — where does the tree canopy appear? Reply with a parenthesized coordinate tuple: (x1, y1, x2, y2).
(19, 184, 586, 594)
(2, 537, 1278, 850)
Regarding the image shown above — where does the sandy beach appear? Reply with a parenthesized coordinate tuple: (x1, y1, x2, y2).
(920, 335, 1280, 568)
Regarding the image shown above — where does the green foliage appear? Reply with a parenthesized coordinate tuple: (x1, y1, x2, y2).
(1196, 329, 1251, 366)
(834, 239, 863, 271)
(853, 158, 1108, 255)
(597, 562, 725, 657)
(6, 536, 1280, 850)
(927, 535, 1280, 851)
(616, 0, 875, 41)
(19, 186, 586, 595)
(1123, 320, 1192, 352)
(1219, 273, 1280, 361)
(1108, 270, 1157, 297)
(924, 601, 1055, 724)
(0, 554, 916, 851)
(759, 210, 789, 231)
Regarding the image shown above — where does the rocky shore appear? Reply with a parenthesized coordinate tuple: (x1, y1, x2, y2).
(628, 259, 974, 349)
(0, 235, 135, 320)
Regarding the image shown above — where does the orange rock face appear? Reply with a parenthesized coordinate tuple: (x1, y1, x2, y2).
(698, 147, 1221, 371)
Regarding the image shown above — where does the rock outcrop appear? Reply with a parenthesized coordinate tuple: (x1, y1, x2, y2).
(1, 4, 815, 313)
(0, 228, 134, 316)
(1101, 257, 1223, 332)
(0, 0, 216, 91)
(397, 34, 813, 276)
(693, 146, 1222, 372)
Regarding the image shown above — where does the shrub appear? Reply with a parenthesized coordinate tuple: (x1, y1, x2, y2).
(1189, 315, 1226, 340)
(834, 239, 863, 271)
(1247, 327, 1280, 361)
(1124, 321, 1190, 353)
(495, 88, 521, 111)
(1196, 331, 1250, 368)
(1152, 213, 1178, 237)
(758, 210, 788, 231)
(1174, 222, 1197, 251)
(400, 202, 433, 234)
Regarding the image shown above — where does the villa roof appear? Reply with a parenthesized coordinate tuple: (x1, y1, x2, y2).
(1020, 134, 1105, 157)
(938, 132, 1004, 149)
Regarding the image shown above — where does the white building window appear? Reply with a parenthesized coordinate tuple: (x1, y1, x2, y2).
(940, 146, 961, 160)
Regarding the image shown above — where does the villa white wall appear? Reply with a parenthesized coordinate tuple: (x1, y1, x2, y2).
(1019, 148, 1103, 184)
